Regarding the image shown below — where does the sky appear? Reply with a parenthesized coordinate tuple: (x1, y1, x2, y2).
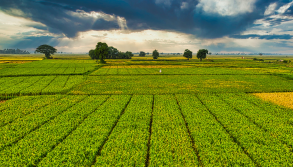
(1, 0, 293, 54)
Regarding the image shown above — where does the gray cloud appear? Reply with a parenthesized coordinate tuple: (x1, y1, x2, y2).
(230, 34, 293, 40)
(0, 0, 287, 39)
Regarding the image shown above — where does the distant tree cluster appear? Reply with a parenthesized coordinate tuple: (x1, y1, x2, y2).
(181, 49, 209, 61)
(0, 49, 30, 54)
(139, 51, 146, 57)
(89, 42, 133, 63)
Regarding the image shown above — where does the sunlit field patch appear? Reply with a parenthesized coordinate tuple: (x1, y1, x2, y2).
(253, 92, 293, 109)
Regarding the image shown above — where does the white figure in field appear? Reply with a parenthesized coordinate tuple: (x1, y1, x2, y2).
(159, 69, 162, 73)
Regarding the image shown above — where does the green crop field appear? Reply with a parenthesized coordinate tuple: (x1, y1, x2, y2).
(1, 55, 293, 166)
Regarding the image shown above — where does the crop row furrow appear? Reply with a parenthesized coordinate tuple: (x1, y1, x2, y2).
(219, 93, 293, 152)
(0, 95, 107, 166)
(197, 93, 293, 166)
(149, 95, 199, 166)
(0, 95, 63, 127)
(238, 93, 293, 123)
(0, 95, 86, 151)
(176, 94, 255, 166)
(94, 95, 152, 166)
(37, 95, 131, 166)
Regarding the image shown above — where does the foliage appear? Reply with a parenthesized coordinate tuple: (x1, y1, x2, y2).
(38, 95, 113, 166)
(125, 51, 134, 59)
(35, 44, 57, 59)
(89, 44, 134, 60)
(107, 46, 119, 59)
(198, 93, 293, 166)
(72, 74, 293, 94)
(196, 49, 208, 61)
(176, 94, 254, 166)
(2, 57, 293, 166)
(183, 49, 192, 60)
(95, 42, 108, 64)
(0, 75, 85, 95)
(151, 95, 199, 166)
(152, 49, 159, 59)
(139, 51, 146, 57)
(89, 49, 96, 59)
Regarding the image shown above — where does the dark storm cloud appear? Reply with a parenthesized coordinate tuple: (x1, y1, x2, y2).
(11, 36, 61, 49)
(230, 34, 293, 40)
(0, 0, 292, 38)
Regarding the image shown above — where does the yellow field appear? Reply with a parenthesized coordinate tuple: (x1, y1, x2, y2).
(253, 92, 293, 109)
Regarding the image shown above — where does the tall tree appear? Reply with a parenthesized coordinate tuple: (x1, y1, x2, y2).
(35, 44, 57, 59)
(89, 49, 96, 59)
(125, 51, 134, 59)
(139, 51, 146, 57)
(183, 49, 192, 60)
(197, 49, 209, 61)
(152, 49, 159, 59)
(108, 46, 119, 59)
(95, 42, 108, 63)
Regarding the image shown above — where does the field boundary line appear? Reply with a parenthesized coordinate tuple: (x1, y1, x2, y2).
(145, 95, 154, 167)
(216, 94, 267, 132)
(18, 76, 46, 95)
(91, 95, 133, 166)
(84, 65, 102, 75)
(174, 94, 203, 167)
(87, 73, 273, 76)
(0, 77, 27, 92)
(240, 93, 293, 125)
(195, 94, 260, 167)
(41, 76, 58, 94)
(219, 94, 293, 152)
(0, 95, 88, 152)
(62, 75, 70, 89)
(34, 95, 111, 166)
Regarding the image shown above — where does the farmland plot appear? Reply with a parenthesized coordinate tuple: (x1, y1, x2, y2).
(0, 93, 293, 166)
(1, 57, 293, 166)
(71, 75, 293, 95)
(0, 75, 85, 95)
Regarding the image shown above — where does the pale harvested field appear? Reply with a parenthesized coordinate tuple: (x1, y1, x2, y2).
(254, 92, 293, 109)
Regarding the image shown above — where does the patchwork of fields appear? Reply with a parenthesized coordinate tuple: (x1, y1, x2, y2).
(0, 57, 293, 166)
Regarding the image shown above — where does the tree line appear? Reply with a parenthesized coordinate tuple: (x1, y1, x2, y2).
(89, 42, 134, 63)
(33, 43, 209, 62)
(140, 49, 208, 61)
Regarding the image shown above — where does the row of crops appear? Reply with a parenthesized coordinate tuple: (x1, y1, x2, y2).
(16, 59, 95, 68)
(1, 94, 293, 166)
(0, 67, 96, 76)
(0, 75, 85, 95)
(0, 59, 98, 76)
(71, 75, 293, 94)
(90, 66, 293, 75)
